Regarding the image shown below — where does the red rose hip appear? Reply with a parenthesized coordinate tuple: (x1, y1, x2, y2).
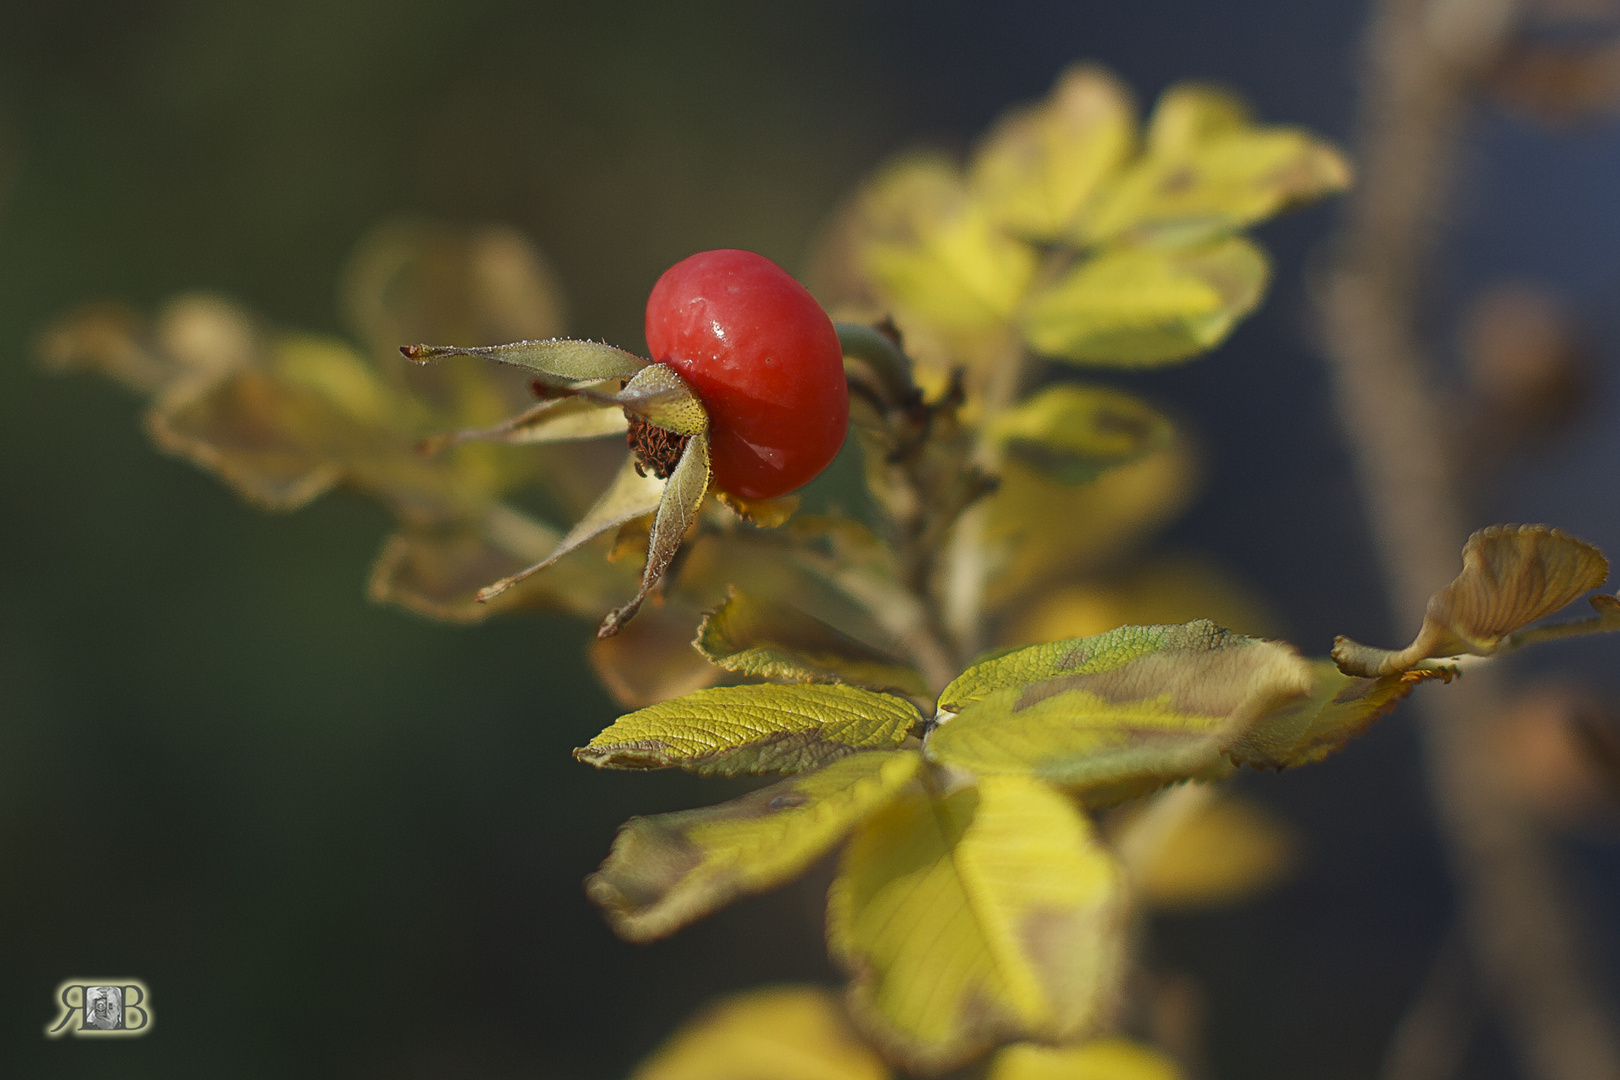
(644, 249, 849, 500)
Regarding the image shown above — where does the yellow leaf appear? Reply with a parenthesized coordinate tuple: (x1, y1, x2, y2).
(1079, 84, 1351, 247)
(971, 64, 1137, 240)
(1020, 237, 1268, 365)
(1121, 788, 1297, 910)
(271, 335, 399, 429)
(1228, 659, 1432, 769)
(587, 750, 922, 942)
(828, 775, 1126, 1072)
(576, 682, 920, 775)
(927, 621, 1314, 804)
(631, 986, 890, 1080)
(1332, 524, 1610, 677)
(858, 153, 1039, 336)
(988, 1038, 1183, 1080)
(987, 384, 1176, 486)
(695, 589, 931, 699)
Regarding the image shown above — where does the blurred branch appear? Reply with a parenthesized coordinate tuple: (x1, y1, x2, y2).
(1316, 1, 1620, 1079)
(1380, 927, 1477, 1080)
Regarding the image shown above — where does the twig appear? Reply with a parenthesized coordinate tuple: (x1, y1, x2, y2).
(1315, 2, 1620, 1078)
(1379, 926, 1477, 1080)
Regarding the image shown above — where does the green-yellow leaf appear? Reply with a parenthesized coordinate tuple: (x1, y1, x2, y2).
(1080, 84, 1351, 247)
(927, 621, 1314, 804)
(988, 1038, 1183, 1080)
(587, 750, 922, 942)
(600, 430, 713, 636)
(1227, 659, 1433, 769)
(858, 154, 1038, 334)
(828, 774, 1125, 1072)
(1020, 237, 1268, 365)
(986, 384, 1176, 486)
(403, 336, 647, 386)
(576, 682, 921, 775)
(970, 64, 1137, 240)
(1332, 525, 1610, 677)
(630, 986, 890, 1080)
(695, 589, 930, 699)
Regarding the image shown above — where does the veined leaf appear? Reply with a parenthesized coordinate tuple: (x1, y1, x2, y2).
(600, 431, 713, 636)
(474, 453, 665, 602)
(631, 986, 890, 1080)
(858, 154, 1038, 334)
(1079, 84, 1351, 247)
(970, 64, 1137, 240)
(1228, 659, 1433, 769)
(1020, 237, 1268, 365)
(695, 589, 930, 699)
(576, 682, 920, 775)
(402, 336, 647, 386)
(828, 774, 1126, 1072)
(989, 1038, 1183, 1080)
(927, 621, 1314, 804)
(587, 750, 922, 942)
(986, 384, 1175, 486)
(1333, 525, 1609, 677)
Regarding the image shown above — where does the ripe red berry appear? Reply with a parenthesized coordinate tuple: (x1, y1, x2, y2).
(645, 249, 849, 500)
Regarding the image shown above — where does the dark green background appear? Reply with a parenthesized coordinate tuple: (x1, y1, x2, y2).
(2, 1, 1617, 1077)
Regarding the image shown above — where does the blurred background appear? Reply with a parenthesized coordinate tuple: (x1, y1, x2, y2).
(2, 0, 1618, 1077)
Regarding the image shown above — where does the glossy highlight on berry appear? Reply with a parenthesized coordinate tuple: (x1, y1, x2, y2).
(645, 249, 849, 500)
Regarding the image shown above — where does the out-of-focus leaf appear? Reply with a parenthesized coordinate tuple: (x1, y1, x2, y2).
(987, 384, 1175, 486)
(1227, 660, 1432, 770)
(1003, 553, 1281, 647)
(1333, 525, 1609, 677)
(600, 431, 713, 636)
(828, 774, 1125, 1072)
(403, 337, 647, 387)
(631, 985, 890, 1080)
(858, 154, 1038, 336)
(927, 621, 1314, 804)
(38, 295, 256, 394)
(1020, 237, 1268, 365)
(716, 490, 801, 528)
(1122, 788, 1297, 910)
(1079, 85, 1352, 247)
(575, 682, 920, 775)
(988, 1038, 1182, 1080)
(970, 64, 1137, 240)
(982, 436, 1198, 611)
(586, 750, 921, 942)
(590, 602, 725, 709)
(695, 589, 930, 699)
(476, 453, 664, 602)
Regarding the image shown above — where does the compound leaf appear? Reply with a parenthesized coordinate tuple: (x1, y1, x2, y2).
(970, 64, 1137, 240)
(1020, 236, 1268, 365)
(695, 589, 930, 699)
(630, 986, 890, 1080)
(986, 384, 1176, 487)
(587, 750, 922, 942)
(828, 774, 1125, 1072)
(988, 1039, 1182, 1080)
(1079, 84, 1352, 247)
(927, 621, 1314, 804)
(1333, 525, 1609, 677)
(576, 682, 920, 775)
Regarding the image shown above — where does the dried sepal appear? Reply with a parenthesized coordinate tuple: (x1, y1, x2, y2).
(401, 336, 647, 386)
(599, 431, 713, 637)
(1333, 525, 1610, 677)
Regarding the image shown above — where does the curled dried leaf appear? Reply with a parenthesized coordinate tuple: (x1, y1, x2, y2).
(1333, 525, 1609, 677)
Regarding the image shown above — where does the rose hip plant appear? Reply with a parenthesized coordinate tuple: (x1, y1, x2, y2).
(42, 64, 1620, 1077)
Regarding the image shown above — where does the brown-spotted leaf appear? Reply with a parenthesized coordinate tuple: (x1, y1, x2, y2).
(696, 589, 930, 699)
(586, 750, 922, 942)
(828, 774, 1126, 1073)
(1228, 659, 1438, 769)
(599, 430, 712, 636)
(927, 621, 1314, 805)
(575, 682, 920, 775)
(1333, 525, 1610, 677)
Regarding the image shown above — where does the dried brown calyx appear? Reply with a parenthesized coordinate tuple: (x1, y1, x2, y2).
(626, 413, 689, 479)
